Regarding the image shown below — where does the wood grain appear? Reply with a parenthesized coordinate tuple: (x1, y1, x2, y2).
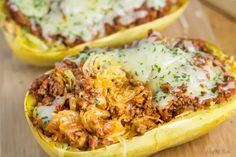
(200, 1, 236, 57)
(0, 0, 236, 157)
(203, 0, 236, 19)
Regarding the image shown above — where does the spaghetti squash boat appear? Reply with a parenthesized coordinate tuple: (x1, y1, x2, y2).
(0, 0, 188, 66)
(25, 32, 236, 157)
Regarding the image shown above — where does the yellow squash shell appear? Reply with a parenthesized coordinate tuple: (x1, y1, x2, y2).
(0, 0, 189, 66)
(24, 41, 236, 157)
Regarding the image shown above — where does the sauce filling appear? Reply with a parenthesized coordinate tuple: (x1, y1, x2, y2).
(6, 0, 177, 46)
(29, 33, 235, 150)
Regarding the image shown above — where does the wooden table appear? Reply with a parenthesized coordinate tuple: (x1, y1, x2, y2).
(1, 0, 236, 156)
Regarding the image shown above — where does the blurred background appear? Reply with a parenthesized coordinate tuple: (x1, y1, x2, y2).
(0, 0, 236, 157)
(199, 0, 236, 57)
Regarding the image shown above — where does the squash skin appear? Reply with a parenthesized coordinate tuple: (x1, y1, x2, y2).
(24, 41, 236, 157)
(0, 0, 189, 66)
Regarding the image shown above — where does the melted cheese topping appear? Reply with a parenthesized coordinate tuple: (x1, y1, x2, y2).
(33, 96, 65, 127)
(70, 36, 234, 109)
(8, 0, 167, 42)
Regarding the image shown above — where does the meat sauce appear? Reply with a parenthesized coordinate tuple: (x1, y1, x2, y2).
(6, 0, 177, 47)
(29, 37, 235, 150)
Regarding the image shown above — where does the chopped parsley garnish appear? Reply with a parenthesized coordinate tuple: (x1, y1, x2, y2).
(152, 64, 161, 73)
(94, 98, 100, 104)
(41, 116, 48, 120)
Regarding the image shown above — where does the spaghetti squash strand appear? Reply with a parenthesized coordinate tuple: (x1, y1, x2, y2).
(30, 58, 158, 150)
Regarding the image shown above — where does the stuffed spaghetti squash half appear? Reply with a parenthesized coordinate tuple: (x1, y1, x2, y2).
(0, 0, 188, 66)
(24, 32, 236, 157)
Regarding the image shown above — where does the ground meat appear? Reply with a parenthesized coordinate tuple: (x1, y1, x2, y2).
(6, 0, 177, 47)
(30, 59, 160, 149)
(160, 82, 171, 94)
(132, 117, 156, 135)
(193, 55, 208, 67)
(29, 38, 235, 150)
(88, 135, 98, 149)
(104, 1, 173, 35)
(177, 84, 187, 93)
(166, 38, 214, 54)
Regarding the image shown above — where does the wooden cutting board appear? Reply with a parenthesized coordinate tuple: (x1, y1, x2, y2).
(1, 0, 236, 157)
(203, 0, 236, 19)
